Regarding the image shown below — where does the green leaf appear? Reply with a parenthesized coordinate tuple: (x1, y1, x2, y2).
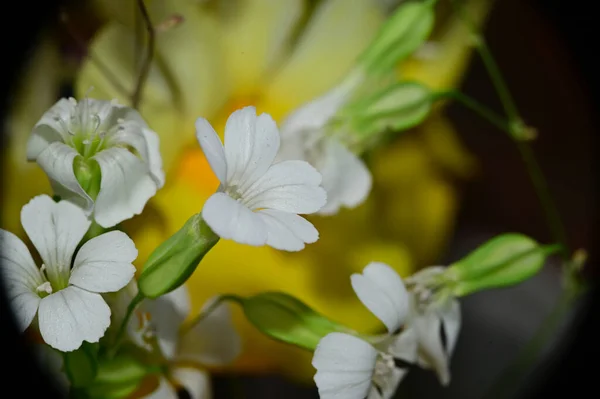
(446, 233, 560, 296)
(241, 292, 348, 351)
(64, 342, 99, 388)
(138, 213, 219, 298)
(359, 0, 436, 74)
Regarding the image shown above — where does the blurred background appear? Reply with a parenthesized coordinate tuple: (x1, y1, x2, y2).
(1, 0, 597, 398)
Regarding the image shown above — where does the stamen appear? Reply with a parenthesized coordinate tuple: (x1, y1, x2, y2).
(36, 281, 53, 294)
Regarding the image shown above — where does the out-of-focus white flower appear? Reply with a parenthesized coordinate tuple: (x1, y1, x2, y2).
(405, 266, 461, 385)
(196, 106, 327, 251)
(0, 194, 136, 351)
(313, 262, 416, 399)
(278, 73, 372, 215)
(121, 285, 241, 399)
(26, 97, 165, 228)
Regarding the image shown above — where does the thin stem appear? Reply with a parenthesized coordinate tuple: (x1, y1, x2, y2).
(452, 0, 570, 258)
(131, 0, 155, 109)
(179, 294, 244, 336)
(433, 90, 510, 133)
(110, 291, 144, 357)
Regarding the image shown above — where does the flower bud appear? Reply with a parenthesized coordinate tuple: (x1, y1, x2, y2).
(339, 81, 432, 143)
(239, 292, 349, 351)
(137, 213, 219, 298)
(359, 0, 435, 74)
(84, 354, 151, 399)
(445, 233, 560, 296)
(63, 342, 98, 387)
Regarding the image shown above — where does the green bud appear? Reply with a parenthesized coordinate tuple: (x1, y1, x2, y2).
(359, 0, 435, 74)
(446, 233, 560, 296)
(138, 213, 219, 298)
(74, 157, 102, 200)
(340, 81, 432, 140)
(239, 292, 348, 351)
(63, 342, 98, 387)
(84, 354, 153, 399)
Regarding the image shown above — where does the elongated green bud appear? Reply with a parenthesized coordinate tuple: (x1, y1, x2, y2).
(445, 233, 561, 296)
(137, 213, 219, 298)
(359, 0, 436, 74)
(339, 81, 432, 142)
(84, 355, 153, 399)
(239, 292, 349, 351)
(63, 342, 98, 387)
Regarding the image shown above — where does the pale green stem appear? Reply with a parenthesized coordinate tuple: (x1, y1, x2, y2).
(109, 292, 145, 357)
(179, 294, 244, 336)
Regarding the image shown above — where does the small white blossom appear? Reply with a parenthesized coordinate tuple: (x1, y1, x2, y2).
(116, 285, 241, 399)
(278, 74, 372, 215)
(0, 195, 136, 352)
(313, 262, 417, 399)
(405, 267, 461, 385)
(196, 106, 327, 251)
(26, 97, 165, 228)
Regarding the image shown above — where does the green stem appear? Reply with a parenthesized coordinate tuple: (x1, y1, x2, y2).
(452, 0, 570, 259)
(110, 292, 144, 357)
(433, 90, 510, 133)
(180, 294, 244, 336)
(132, 0, 155, 109)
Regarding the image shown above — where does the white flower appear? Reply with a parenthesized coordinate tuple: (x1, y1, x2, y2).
(121, 285, 241, 399)
(313, 262, 416, 399)
(0, 195, 137, 351)
(26, 97, 165, 228)
(278, 73, 372, 215)
(405, 266, 461, 385)
(195, 106, 327, 251)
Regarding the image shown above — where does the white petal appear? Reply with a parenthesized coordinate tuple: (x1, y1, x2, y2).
(21, 195, 91, 286)
(70, 231, 137, 293)
(223, 107, 280, 189)
(243, 161, 327, 214)
(142, 377, 177, 399)
(387, 328, 418, 363)
(195, 117, 227, 183)
(256, 209, 318, 251)
(107, 121, 165, 188)
(172, 368, 211, 399)
(351, 262, 409, 333)
(0, 229, 43, 331)
(34, 344, 70, 392)
(93, 147, 159, 227)
(313, 333, 377, 399)
(202, 192, 268, 246)
(318, 140, 372, 215)
(38, 286, 111, 352)
(178, 297, 241, 366)
(440, 299, 461, 357)
(36, 142, 94, 213)
(280, 73, 362, 138)
(144, 285, 191, 360)
(26, 98, 75, 160)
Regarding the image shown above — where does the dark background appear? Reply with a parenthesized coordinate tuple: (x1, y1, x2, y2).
(1, 0, 597, 398)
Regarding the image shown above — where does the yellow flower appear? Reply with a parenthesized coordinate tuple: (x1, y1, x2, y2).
(2, 0, 490, 381)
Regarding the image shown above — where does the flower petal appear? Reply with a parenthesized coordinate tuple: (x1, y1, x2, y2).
(441, 299, 461, 357)
(351, 262, 408, 333)
(70, 231, 137, 293)
(243, 160, 327, 214)
(34, 344, 70, 393)
(107, 116, 165, 188)
(313, 332, 377, 399)
(21, 195, 91, 286)
(144, 285, 191, 360)
(93, 147, 159, 228)
(178, 297, 241, 366)
(26, 98, 75, 160)
(195, 117, 227, 183)
(318, 139, 372, 215)
(142, 376, 178, 399)
(35, 142, 94, 214)
(0, 229, 43, 331)
(256, 209, 318, 251)
(172, 368, 211, 399)
(38, 286, 111, 352)
(202, 192, 268, 246)
(217, 0, 304, 94)
(223, 107, 280, 189)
